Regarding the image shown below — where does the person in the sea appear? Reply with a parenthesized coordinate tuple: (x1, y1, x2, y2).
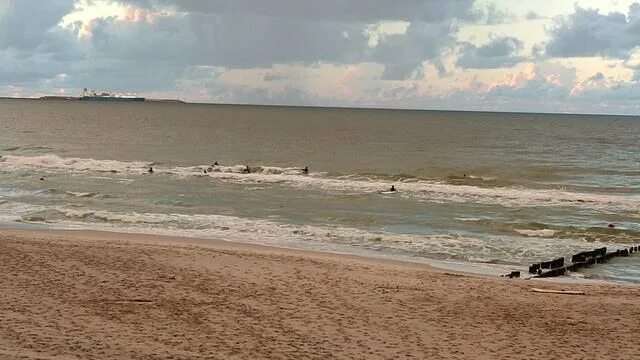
(213, 161, 219, 166)
(148, 167, 154, 174)
(390, 185, 396, 192)
(243, 165, 251, 174)
(302, 166, 309, 175)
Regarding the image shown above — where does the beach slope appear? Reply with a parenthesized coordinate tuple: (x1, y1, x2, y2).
(0, 230, 638, 359)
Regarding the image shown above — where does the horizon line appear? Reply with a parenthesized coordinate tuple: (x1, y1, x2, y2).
(1, 95, 639, 118)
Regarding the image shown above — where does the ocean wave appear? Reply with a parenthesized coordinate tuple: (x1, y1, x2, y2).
(0, 186, 112, 200)
(34, 189, 114, 200)
(0, 187, 36, 198)
(514, 229, 557, 237)
(511, 222, 640, 243)
(1, 145, 55, 153)
(3, 203, 615, 264)
(0, 154, 150, 174)
(2, 154, 639, 212)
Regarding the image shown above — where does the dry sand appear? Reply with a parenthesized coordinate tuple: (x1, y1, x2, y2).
(0, 229, 639, 360)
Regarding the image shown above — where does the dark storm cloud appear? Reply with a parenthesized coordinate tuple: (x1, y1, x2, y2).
(0, 0, 79, 87)
(371, 22, 456, 80)
(5, 0, 578, 112)
(0, 50, 66, 84)
(546, 3, 640, 58)
(88, 13, 368, 68)
(456, 37, 524, 69)
(85, 1, 477, 80)
(0, 0, 485, 92)
(0, 0, 76, 51)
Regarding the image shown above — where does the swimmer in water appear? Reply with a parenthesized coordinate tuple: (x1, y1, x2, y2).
(302, 166, 309, 175)
(244, 165, 251, 174)
(390, 185, 396, 192)
(148, 167, 154, 174)
(213, 161, 219, 166)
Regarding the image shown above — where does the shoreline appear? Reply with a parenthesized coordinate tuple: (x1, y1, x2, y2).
(0, 227, 471, 276)
(1, 227, 639, 359)
(2, 226, 634, 286)
(0, 226, 530, 281)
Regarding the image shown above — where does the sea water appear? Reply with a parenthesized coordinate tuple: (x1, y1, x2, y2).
(1, 99, 639, 283)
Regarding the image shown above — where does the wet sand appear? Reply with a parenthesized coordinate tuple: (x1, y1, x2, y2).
(0, 229, 639, 359)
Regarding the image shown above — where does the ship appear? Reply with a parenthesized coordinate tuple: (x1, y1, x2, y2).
(80, 88, 145, 102)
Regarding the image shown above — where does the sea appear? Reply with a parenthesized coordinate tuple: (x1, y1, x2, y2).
(1, 99, 639, 283)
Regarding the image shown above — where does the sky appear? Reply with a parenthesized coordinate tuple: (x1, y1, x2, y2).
(3, 0, 640, 114)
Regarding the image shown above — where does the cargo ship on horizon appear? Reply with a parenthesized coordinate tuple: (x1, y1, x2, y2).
(80, 88, 145, 102)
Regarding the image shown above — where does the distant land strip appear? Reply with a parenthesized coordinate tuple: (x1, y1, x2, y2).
(0, 96, 185, 104)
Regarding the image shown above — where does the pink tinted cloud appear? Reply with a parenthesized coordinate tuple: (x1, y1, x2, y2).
(479, 62, 574, 94)
(121, 5, 165, 24)
(570, 73, 612, 96)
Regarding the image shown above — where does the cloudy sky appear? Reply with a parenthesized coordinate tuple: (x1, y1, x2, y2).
(3, 0, 640, 114)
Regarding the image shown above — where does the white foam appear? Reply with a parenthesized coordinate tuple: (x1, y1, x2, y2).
(5, 204, 617, 265)
(514, 229, 557, 237)
(0, 201, 46, 222)
(0, 154, 149, 174)
(3, 154, 639, 212)
(455, 217, 484, 222)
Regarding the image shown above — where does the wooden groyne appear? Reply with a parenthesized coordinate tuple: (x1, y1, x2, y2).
(503, 245, 640, 279)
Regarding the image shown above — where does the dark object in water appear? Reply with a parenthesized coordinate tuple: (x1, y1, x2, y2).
(566, 263, 580, 272)
(608, 223, 615, 228)
(532, 244, 640, 278)
(571, 248, 605, 263)
(502, 271, 521, 279)
(539, 267, 566, 278)
(571, 253, 586, 263)
(550, 257, 564, 269)
(302, 166, 309, 175)
(529, 263, 540, 274)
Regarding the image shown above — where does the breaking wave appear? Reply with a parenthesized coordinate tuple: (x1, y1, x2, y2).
(3, 202, 615, 265)
(1, 154, 639, 212)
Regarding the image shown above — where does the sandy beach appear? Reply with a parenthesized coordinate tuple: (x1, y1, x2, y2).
(0, 229, 639, 360)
